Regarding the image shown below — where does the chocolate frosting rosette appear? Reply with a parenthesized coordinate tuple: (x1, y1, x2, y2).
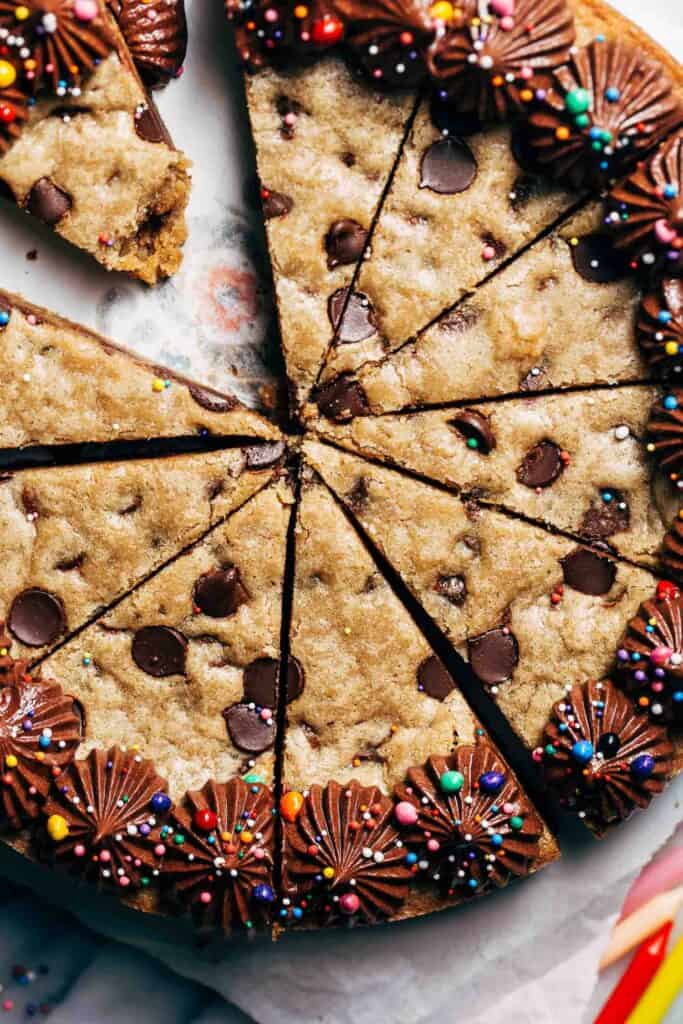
(281, 780, 412, 925)
(0, 656, 81, 828)
(637, 279, 683, 381)
(145, 777, 276, 934)
(541, 679, 673, 834)
(106, 0, 187, 85)
(616, 582, 683, 727)
(0, 0, 114, 95)
(524, 39, 682, 189)
(393, 739, 542, 898)
(40, 746, 170, 890)
(607, 129, 683, 277)
(428, 0, 576, 122)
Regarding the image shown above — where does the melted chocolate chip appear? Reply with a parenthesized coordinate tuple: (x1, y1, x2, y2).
(328, 288, 377, 343)
(262, 189, 294, 220)
(581, 492, 630, 540)
(243, 655, 304, 707)
(468, 628, 519, 686)
(417, 654, 456, 701)
(26, 178, 72, 225)
(561, 548, 617, 596)
(131, 626, 187, 677)
(316, 375, 369, 422)
(187, 384, 237, 412)
(7, 589, 66, 647)
(449, 409, 496, 454)
(244, 441, 286, 470)
(134, 105, 165, 143)
(347, 476, 369, 510)
(516, 441, 564, 488)
(223, 702, 274, 753)
(325, 219, 367, 269)
(570, 234, 628, 284)
(435, 574, 467, 605)
(440, 304, 480, 334)
(420, 138, 477, 194)
(193, 567, 249, 618)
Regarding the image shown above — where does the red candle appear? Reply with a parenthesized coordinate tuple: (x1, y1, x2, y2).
(594, 921, 673, 1024)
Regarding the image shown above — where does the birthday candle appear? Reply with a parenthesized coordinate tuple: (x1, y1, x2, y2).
(594, 922, 672, 1024)
(626, 933, 683, 1024)
(600, 887, 683, 970)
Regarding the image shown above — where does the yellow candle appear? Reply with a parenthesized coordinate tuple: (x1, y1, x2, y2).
(627, 933, 683, 1024)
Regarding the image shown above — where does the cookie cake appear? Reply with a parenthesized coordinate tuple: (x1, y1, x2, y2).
(0, 0, 681, 941)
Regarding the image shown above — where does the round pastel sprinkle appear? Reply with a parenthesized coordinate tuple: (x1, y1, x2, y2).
(394, 801, 419, 826)
(339, 892, 360, 915)
(253, 883, 275, 903)
(571, 740, 594, 764)
(565, 87, 591, 115)
(46, 814, 69, 842)
(150, 792, 171, 814)
(478, 770, 506, 794)
(630, 754, 656, 780)
(439, 770, 465, 793)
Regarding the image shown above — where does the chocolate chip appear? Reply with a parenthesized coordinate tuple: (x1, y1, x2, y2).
(325, 219, 367, 269)
(134, 104, 165, 143)
(244, 441, 286, 470)
(570, 234, 628, 284)
(449, 409, 496, 454)
(316, 375, 369, 422)
(262, 189, 294, 220)
(187, 383, 237, 412)
(417, 654, 456, 701)
(516, 441, 564, 488)
(581, 492, 630, 540)
(347, 477, 369, 510)
(193, 567, 249, 618)
(328, 287, 377, 343)
(26, 178, 72, 226)
(419, 138, 477, 194)
(435, 574, 467, 605)
(468, 628, 519, 686)
(243, 655, 304, 707)
(223, 702, 274, 753)
(7, 589, 66, 647)
(131, 626, 187, 677)
(561, 547, 617, 596)
(440, 304, 479, 334)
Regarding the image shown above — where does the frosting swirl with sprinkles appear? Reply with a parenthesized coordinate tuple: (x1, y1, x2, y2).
(540, 679, 673, 834)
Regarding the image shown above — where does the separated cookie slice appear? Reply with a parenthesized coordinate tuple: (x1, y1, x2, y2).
(315, 384, 675, 569)
(313, 201, 648, 419)
(22, 479, 293, 933)
(235, 48, 418, 407)
(305, 440, 676, 834)
(0, 1, 189, 283)
(0, 290, 280, 450)
(1, 446, 282, 661)
(278, 460, 558, 929)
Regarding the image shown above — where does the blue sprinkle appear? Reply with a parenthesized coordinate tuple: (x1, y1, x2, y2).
(605, 86, 620, 102)
(658, 311, 673, 324)
(664, 395, 679, 411)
